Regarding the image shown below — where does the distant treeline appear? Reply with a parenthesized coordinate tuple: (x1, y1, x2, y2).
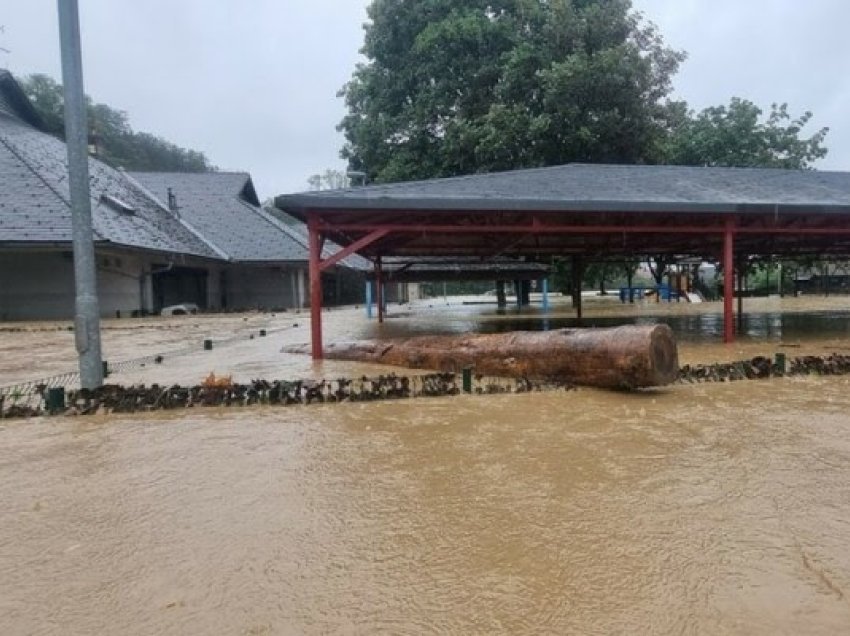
(18, 73, 215, 172)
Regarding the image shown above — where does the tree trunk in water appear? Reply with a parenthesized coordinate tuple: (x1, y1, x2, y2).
(284, 325, 679, 389)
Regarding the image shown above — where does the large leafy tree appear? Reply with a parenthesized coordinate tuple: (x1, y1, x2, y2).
(19, 74, 214, 172)
(665, 98, 828, 169)
(339, 0, 686, 182)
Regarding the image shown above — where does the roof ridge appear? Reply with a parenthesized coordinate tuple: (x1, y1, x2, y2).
(120, 170, 231, 261)
(289, 163, 846, 199)
(128, 170, 249, 177)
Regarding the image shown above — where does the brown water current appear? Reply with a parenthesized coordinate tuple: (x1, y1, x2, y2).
(2, 297, 850, 633)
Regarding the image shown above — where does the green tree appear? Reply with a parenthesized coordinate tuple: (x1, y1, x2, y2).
(18, 73, 215, 172)
(339, 0, 686, 182)
(665, 98, 828, 169)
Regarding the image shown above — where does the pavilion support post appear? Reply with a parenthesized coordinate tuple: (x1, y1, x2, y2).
(737, 267, 744, 332)
(496, 280, 507, 308)
(365, 280, 373, 319)
(572, 255, 583, 325)
(542, 278, 550, 313)
(723, 221, 735, 344)
(308, 214, 323, 359)
(520, 280, 531, 306)
(376, 256, 384, 324)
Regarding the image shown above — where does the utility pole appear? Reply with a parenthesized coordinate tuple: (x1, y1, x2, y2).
(58, 0, 103, 389)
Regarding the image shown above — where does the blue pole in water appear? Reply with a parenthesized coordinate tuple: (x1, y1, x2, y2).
(365, 281, 373, 319)
(542, 278, 549, 313)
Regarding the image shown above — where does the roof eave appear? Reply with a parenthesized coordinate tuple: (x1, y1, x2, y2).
(275, 196, 850, 217)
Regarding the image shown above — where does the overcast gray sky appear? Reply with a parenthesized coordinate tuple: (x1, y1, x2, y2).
(2, 1, 847, 199)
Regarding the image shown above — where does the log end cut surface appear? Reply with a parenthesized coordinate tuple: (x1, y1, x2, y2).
(648, 324, 680, 387)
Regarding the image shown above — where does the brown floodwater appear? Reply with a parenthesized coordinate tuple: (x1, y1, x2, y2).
(2, 297, 850, 634)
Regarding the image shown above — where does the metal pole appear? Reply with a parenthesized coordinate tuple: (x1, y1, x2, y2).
(542, 277, 549, 313)
(58, 0, 103, 389)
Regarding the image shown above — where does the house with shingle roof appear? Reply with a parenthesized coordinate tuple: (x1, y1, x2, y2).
(0, 70, 366, 320)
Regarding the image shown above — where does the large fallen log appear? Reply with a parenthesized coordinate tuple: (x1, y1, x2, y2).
(284, 325, 679, 389)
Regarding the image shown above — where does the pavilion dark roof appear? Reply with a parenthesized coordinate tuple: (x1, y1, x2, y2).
(277, 164, 850, 216)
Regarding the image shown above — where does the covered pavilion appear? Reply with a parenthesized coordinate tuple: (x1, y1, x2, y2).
(275, 163, 850, 359)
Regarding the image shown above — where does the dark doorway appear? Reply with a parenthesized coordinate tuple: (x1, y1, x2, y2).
(152, 266, 208, 312)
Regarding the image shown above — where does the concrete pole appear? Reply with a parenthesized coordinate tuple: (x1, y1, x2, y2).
(58, 0, 103, 389)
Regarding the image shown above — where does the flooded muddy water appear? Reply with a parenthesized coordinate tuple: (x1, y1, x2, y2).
(2, 297, 850, 634)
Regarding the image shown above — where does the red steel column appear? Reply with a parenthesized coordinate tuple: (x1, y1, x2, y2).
(308, 214, 323, 359)
(375, 255, 384, 324)
(723, 221, 735, 344)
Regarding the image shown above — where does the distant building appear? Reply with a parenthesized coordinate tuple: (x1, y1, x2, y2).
(0, 70, 366, 320)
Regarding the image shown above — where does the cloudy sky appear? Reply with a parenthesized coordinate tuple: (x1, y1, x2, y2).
(2, 1, 847, 199)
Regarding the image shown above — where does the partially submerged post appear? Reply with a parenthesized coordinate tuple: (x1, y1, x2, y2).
(572, 255, 583, 325)
(58, 0, 103, 389)
(496, 280, 507, 308)
(723, 221, 736, 344)
(375, 256, 384, 323)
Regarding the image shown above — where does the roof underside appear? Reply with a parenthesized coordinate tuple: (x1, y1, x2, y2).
(275, 164, 850, 261)
(375, 258, 550, 282)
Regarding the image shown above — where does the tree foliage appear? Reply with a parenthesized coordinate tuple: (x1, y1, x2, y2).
(19, 74, 215, 172)
(664, 98, 828, 169)
(340, 1, 830, 183)
(340, 0, 686, 182)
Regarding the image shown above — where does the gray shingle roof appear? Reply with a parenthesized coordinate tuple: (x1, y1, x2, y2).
(276, 163, 850, 215)
(128, 171, 311, 263)
(0, 111, 220, 258)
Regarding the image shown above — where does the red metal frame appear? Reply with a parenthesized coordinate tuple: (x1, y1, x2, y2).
(307, 214, 392, 359)
(304, 207, 850, 358)
(308, 215, 323, 359)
